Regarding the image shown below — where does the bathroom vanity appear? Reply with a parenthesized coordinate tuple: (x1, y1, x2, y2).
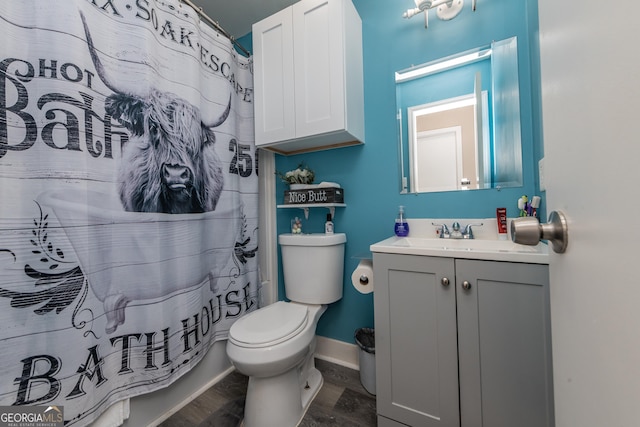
(370, 230, 554, 427)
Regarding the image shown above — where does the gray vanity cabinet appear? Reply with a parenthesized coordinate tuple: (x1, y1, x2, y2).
(373, 253, 554, 427)
(374, 254, 459, 427)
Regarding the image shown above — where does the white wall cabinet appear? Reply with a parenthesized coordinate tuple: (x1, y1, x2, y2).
(373, 253, 554, 427)
(252, 0, 364, 155)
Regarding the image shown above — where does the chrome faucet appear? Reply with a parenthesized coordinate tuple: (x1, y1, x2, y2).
(432, 222, 450, 239)
(450, 222, 463, 239)
(462, 223, 483, 239)
(433, 222, 483, 239)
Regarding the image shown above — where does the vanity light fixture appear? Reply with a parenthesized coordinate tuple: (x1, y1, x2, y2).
(403, 0, 477, 28)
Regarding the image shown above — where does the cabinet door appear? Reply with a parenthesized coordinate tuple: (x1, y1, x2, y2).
(252, 7, 295, 145)
(456, 260, 554, 427)
(292, 0, 345, 138)
(374, 253, 460, 427)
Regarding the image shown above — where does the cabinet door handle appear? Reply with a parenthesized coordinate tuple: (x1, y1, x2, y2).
(462, 280, 472, 290)
(441, 277, 450, 287)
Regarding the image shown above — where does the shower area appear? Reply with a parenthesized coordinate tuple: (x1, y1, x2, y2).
(0, 1, 264, 425)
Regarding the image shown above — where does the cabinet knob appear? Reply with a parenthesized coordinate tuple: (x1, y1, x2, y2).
(441, 277, 450, 287)
(462, 280, 472, 290)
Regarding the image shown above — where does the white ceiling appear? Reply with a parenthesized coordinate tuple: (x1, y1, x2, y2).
(190, 0, 298, 40)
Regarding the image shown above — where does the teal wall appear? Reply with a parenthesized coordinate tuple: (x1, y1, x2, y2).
(270, 0, 543, 344)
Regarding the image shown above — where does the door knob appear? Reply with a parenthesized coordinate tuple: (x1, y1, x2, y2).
(441, 277, 450, 287)
(511, 210, 568, 253)
(462, 280, 471, 290)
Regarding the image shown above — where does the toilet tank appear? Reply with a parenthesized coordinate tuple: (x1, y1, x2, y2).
(278, 233, 346, 304)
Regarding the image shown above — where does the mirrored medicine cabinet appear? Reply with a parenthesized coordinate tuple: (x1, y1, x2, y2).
(396, 36, 522, 194)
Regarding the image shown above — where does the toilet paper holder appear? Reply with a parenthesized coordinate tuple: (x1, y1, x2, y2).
(351, 256, 374, 294)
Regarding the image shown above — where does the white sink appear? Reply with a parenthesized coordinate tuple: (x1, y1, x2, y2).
(370, 236, 549, 263)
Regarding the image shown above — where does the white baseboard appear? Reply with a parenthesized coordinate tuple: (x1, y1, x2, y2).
(315, 336, 359, 371)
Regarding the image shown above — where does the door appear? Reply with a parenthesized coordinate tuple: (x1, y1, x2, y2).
(373, 253, 459, 427)
(252, 7, 295, 145)
(292, 0, 345, 137)
(538, 1, 640, 426)
(456, 260, 553, 427)
(415, 127, 463, 192)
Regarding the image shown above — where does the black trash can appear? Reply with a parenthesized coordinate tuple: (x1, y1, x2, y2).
(355, 327, 376, 395)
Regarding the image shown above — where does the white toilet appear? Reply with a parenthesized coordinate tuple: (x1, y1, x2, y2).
(226, 232, 346, 427)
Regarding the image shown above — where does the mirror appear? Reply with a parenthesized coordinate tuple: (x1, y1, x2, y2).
(396, 37, 522, 193)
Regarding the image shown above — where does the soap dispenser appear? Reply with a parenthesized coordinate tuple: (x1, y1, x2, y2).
(394, 205, 409, 237)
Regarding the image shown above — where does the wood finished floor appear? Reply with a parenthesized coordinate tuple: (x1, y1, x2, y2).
(158, 358, 377, 427)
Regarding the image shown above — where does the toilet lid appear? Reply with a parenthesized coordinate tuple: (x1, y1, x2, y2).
(229, 301, 309, 348)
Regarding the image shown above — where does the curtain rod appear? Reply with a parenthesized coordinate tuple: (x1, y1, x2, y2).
(180, 0, 251, 57)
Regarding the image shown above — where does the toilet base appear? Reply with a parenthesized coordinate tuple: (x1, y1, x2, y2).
(243, 365, 323, 427)
(300, 366, 322, 415)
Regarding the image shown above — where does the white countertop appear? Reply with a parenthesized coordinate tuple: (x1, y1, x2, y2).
(370, 218, 550, 264)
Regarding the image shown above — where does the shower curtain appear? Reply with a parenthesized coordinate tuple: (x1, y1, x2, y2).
(0, 1, 258, 425)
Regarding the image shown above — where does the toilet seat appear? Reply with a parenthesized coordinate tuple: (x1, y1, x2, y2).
(229, 301, 309, 348)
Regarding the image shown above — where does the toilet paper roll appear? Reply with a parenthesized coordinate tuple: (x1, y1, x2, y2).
(351, 259, 374, 294)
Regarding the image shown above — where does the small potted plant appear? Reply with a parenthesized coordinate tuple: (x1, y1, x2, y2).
(276, 163, 316, 190)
